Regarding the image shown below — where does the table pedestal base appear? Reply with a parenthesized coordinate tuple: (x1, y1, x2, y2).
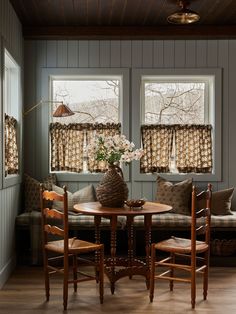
(105, 257, 149, 294)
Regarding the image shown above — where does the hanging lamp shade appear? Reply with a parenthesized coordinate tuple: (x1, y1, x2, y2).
(24, 100, 75, 117)
(167, 0, 200, 25)
(52, 103, 75, 117)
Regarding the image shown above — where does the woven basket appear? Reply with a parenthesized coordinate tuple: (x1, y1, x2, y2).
(96, 165, 128, 207)
(210, 239, 236, 256)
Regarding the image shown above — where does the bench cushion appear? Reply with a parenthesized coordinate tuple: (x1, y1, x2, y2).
(133, 211, 236, 229)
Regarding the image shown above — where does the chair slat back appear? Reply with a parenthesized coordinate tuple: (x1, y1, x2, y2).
(40, 184, 69, 252)
(44, 208, 64, 220)
(191, 184, 212, 256)
(44, 224, 64, 237)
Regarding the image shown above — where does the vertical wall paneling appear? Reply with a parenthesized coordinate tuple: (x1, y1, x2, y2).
(131, 181, 142, 200)
(68, 41, 78, 68)
(89, 41, 99, 67)
(207, 40, 218, 67)
(0, 38, 2, 190)
(185, 40, 196, 68)
(121, 41, 131, 67)
(142, 41, 153, 68)
(37, 41, 47, 180)
(153, 40, 164, 68)
(99, 40, 111, 68)
(46, 41, 57, 67)
(0, 0, 23, 288)
(24, 41, 36, 175)
(196, 40, 207, 68)
(174, 40, 186, 68)
(218, 40, 229, 190)
(57, 41, 68, 68)
(110, 41, 121, 67)
(78, 41, 89, 67)
(131, 41, 143, 68)
(142, 182, 153, 201)
(228, 41, 236, 192)
(163, 40, 175, 68)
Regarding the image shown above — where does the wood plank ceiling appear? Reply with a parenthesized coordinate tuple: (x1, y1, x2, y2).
(9, 0, 236, 39)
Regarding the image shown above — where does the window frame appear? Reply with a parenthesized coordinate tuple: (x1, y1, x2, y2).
(1, 41, 22, 188)
(132, 68, 222, 182)
(41, 68, 130, 182)
(141, 77, 210, 125)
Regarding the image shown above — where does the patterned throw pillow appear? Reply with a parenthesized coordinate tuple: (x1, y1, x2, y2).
(156, 176, 192, 215)
(24, 173, 57, 212)
(52, 184, 96, 213)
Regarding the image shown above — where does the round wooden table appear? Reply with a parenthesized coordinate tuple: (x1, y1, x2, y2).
(74, 201, 172, 293)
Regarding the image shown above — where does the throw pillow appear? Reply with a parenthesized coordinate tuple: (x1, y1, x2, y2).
(156, 175, 192, 215)
(211, 188, 234, 215)
(52, 184, 96, 213)
(24, 173, 57, 212)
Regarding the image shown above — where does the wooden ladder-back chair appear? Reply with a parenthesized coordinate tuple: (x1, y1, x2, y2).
(150, 183, 212, 309)
(40, 185, 104, 310)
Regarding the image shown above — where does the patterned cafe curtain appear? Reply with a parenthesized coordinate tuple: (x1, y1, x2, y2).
(175, 124, 212, 173)
(140, 124, 173, 173)
(86, 123, 121, 173)
(5, 114, 19, 176)
(141, 124, 212, 174)
(50, 123, 84, 172)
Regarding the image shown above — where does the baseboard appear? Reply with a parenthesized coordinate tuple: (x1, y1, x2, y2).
(0, 255, 16, 289)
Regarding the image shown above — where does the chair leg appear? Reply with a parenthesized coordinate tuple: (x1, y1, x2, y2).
(149, 244, 156, 302)
(169, 252, 175, 292)
(43, 250, 50, 301)
(73, 254, 78, 292)
(203, 251, 209, 300)
(99, 246, 104, 304)
(63, 257, 69, 310)
(191, 270, 196, 309)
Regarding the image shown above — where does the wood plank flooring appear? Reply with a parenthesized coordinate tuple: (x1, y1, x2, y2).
(0, 266, 236, 313)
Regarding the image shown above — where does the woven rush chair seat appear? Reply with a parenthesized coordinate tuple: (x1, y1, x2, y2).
(156, 236, 209, 254)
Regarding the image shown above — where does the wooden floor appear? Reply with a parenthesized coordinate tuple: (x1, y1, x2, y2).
(0, 266, 235, 313)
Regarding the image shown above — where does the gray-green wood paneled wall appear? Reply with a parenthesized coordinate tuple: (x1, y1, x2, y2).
(0, 0, 23, 288)
(24, 39, 236, 207)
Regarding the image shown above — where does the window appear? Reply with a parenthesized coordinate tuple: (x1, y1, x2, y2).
(132, 69, 222, 181)
(41, 68, 129, 181)
(141, 76, 213, 174)
(3, 48, 21, 181)
(50, 77, 122, 173)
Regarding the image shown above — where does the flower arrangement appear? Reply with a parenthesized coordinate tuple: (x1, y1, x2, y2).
(87, 134, 143, 165)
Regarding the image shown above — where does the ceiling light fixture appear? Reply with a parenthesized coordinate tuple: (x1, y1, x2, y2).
(167, 0, 200, 25)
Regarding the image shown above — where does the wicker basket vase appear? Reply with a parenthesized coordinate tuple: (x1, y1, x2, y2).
(96, 164, 129, 207)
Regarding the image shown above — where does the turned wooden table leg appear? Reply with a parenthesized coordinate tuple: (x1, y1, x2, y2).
(144, 214, 152, 289)
(110, 215, 117, 294)
(126, 216, 134, 279)
(94, 216, 101, 283)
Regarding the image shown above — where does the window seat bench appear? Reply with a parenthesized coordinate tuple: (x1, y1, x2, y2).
(15, 210, 236, 265)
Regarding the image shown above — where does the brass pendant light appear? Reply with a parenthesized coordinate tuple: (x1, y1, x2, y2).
(167, 0, 200, 25)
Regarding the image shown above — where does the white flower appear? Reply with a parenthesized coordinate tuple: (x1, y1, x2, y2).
(86, 134, 143, 165)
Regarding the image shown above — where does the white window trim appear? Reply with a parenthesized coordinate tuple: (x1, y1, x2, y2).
(41, 68, 130, 182)
(132, 68, 222, 182)
(1, 42, 22, 188)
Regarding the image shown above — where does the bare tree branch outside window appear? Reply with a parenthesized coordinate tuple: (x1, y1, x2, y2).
(144, 82, 205, 124)
(52, 80, 120, 124)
